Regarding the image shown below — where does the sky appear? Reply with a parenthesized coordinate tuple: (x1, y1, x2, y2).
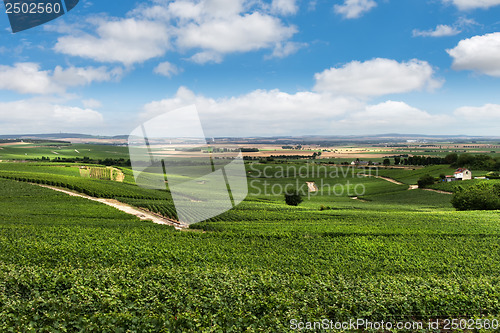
(1, 0, 500, 137)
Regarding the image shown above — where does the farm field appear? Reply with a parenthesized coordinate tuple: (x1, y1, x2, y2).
(0, 157, 499, 331)
(0, 142, 129, 160)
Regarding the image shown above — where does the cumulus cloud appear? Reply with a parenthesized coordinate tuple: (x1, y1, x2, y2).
(0, 63, 120, 95)
(338, 101, 451, 133)
(413, 24, 461, 37)
(454, 103, 500, 119)
(271, 0, 298, 15)
(313, 58, 443, 97)
(413, 17, 477, 38)
(447, 32, 500, 76)
(269, 41, 308, 58)
(52, 66, 123, 87)
(334, 0, 377, 19)
(444, 0, 500, 10)
(82, 98, 103, 108)
(54, 18, 170, 66)
(0, 100, 104, 134)
(177, 12, 297, 63)
(0, 63, 61, 94)
(138, 86, 455, 136)
(154, 61, 182, 77)
(55, 0, 300, 65)
(141, 86, 364, 136)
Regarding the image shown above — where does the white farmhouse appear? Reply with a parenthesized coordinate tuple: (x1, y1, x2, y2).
(454, 168, 472, 180)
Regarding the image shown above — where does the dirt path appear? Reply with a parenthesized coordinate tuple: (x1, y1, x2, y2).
(363, 174, 405, 185)
(34, 184, 188, 230)
(364, 176, 452, 194)
(421, 188, 453, 195)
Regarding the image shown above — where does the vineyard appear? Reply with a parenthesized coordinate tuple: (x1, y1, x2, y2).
(0, 169, 169, 200)
(0, 161, 499, 331)
(79, 166, 125, 182)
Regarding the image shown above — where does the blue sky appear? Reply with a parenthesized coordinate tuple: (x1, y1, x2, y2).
(1, 0, 500, 136)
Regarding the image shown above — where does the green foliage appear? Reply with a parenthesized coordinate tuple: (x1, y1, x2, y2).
(374, 165, 456, 185)
(1, 162, 500, 330)
(455, 154, 500, 171)
(417, 174, 436, 188)
(487, 171, 500, 179)
(429, 179, 500, 193)
(451, 182, 500, 211)
(284, 190, 303, 206)
(444, 153, 458, 165)
(0, 168, 169, 200)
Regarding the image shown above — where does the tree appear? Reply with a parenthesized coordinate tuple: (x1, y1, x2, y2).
(285, 190, 303, 206)
(417, 174, 436, 188)
(394, 156, 401, 165)
(383, 159, 391, 166)
(444, 153, 458, 165)
(452, 183, 500, 210)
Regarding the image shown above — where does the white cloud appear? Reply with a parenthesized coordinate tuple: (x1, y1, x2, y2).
(447, 32, 500, 76)
(413, 24, 461, 37)
(189, 51, 224, 64)
(313, 58, 443, 97)
(138, 86, 455, 136)
(454, 103, 500, 119)
(451, 103, 500, 134)
(82, 98, 102, 108)
(445, 0, 500, 10)
(413, 17, 477, 38)
(177, 12, 297, 63)
(154, 61, 182, 77)
(0, 63, 61, 94)
(334, 0, 377, 19)
(269, 41, 307, 58)
(0, 100, 104, 134)
(0, 63, 120, 95)
(338, 101, 451, 133)
(52, 66, 123, 87)
(134, 0, 299, 63)
(271, 0, 298, 15)
(55, 1, 300, 65)
(54, 18, 170, 66)
(141, 86, 364, 136)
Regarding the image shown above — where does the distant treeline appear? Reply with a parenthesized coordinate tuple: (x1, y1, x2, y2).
(0, 139, 70, 144)
(36, 156, 131, 167)
(396, 153, 500, 170)
(240, 148, 260, 152)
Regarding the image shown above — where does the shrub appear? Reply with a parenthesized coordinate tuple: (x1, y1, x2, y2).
(451, 183, 500, 211)
(284, 191, 303, 206)
(487, 172, 500, 179)
(417, 174, 436, 188)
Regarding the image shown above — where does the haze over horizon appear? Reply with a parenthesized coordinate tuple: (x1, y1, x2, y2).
(1, 0, 500, 136)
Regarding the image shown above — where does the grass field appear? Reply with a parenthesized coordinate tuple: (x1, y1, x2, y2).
(0, 143, 129, 160)
(0, 159, 499, 331)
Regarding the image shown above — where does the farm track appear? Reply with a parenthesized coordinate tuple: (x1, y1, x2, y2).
(364, 174, 453, 194)
(32, 183, 188, 230)
(422, 188, 453, 195)
(363, 174, 405, 185)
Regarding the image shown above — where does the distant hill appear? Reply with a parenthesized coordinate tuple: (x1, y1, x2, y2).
(0, 133, 127, 140)
(0, 133, 498, 143)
